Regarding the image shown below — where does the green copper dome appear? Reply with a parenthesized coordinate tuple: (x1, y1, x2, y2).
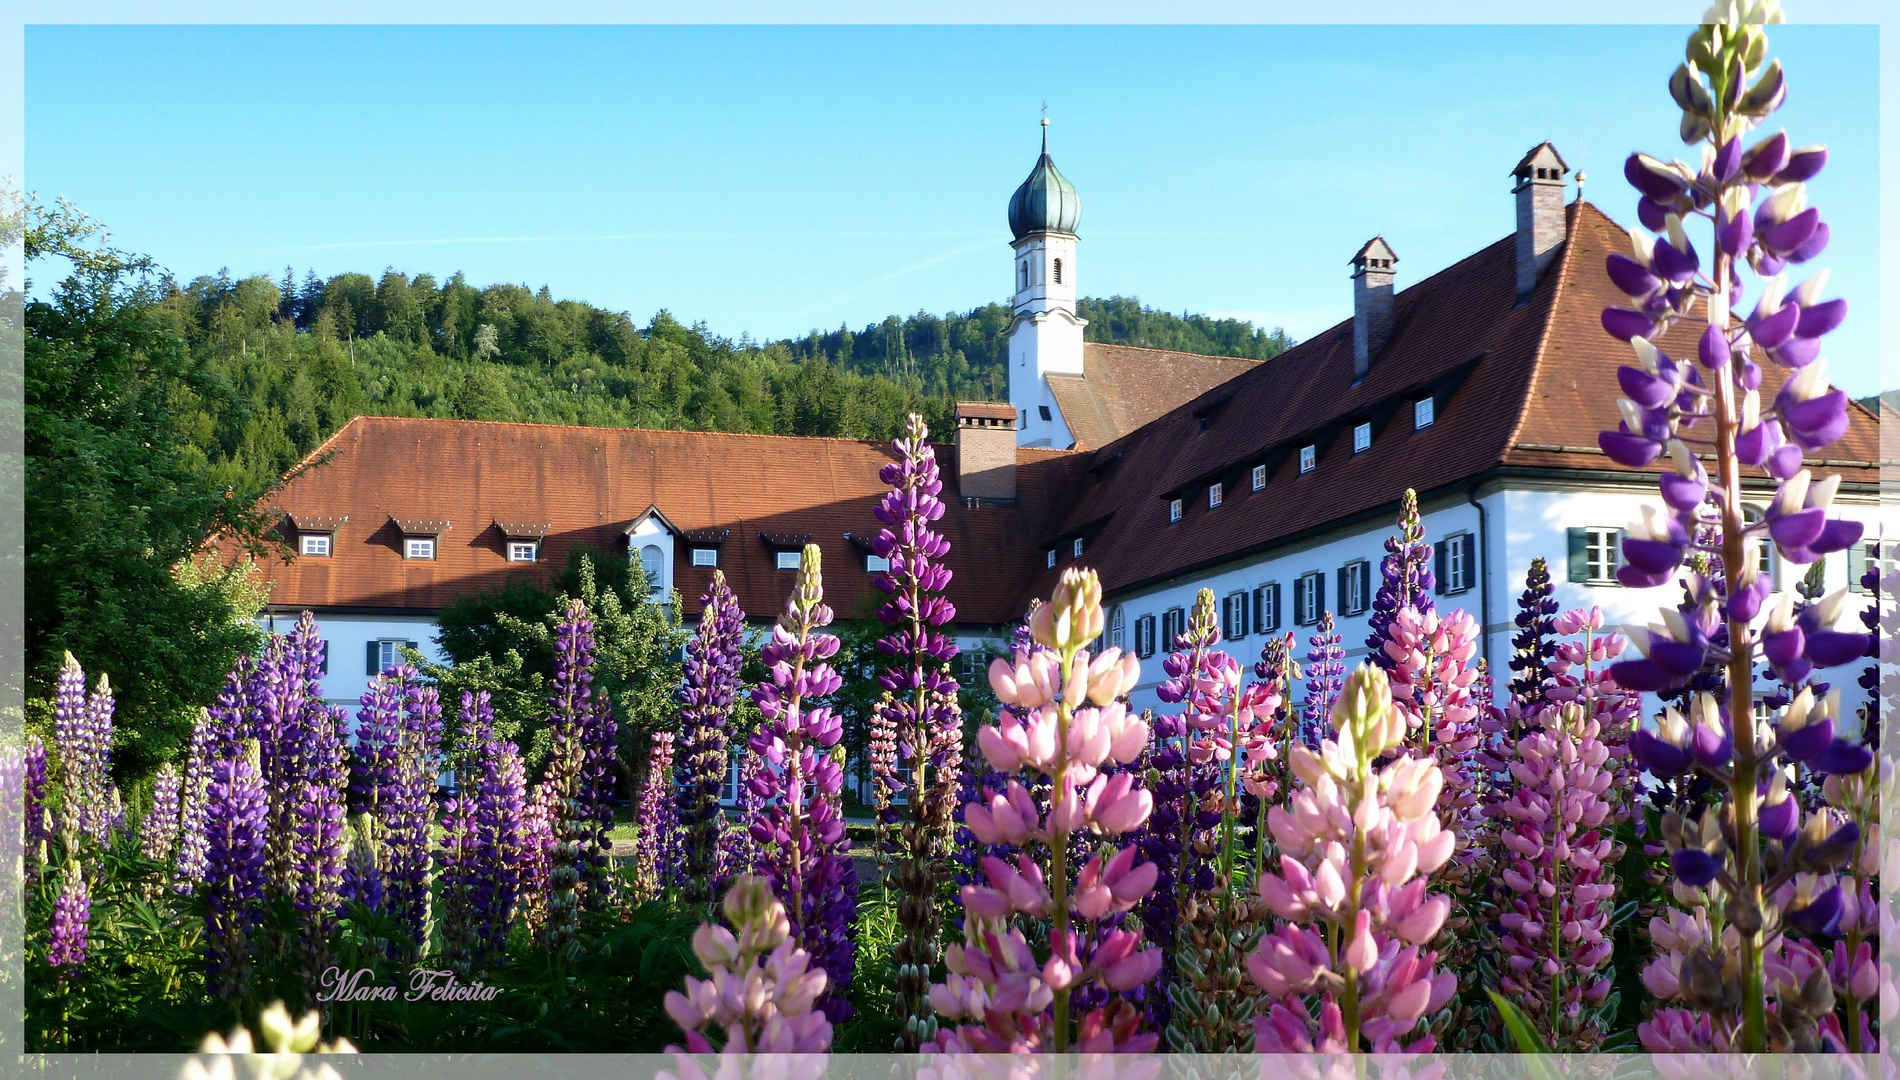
(1008, 129, 1080, 240)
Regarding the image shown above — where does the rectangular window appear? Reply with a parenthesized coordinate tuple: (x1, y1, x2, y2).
(1222, 591, 1249, 641)
(507, 540, 539, 563)
(299, 533, 332, 557)
(1109, 607, 1126, 652)
(959, 648, 985, 681)
(775, 550, 801, 571)
(368, 638, 420, 675)
(1299, 445, 1316, 474)
(1568, 527, 1621, 585)
(1134, 614, 1157, 658)
(1340, 560, 1370, 616)
(1208, 483, 1224, 509)
(1253, 582, 1281, 633)
(691, 547, 718, 568)
(1251, 463, 1267, 491)
(1294, 571, 1325, 626)
(1440, 533, 1474, 594)
(1851, 542, 1884, 592)
(1047, 549, 1057, 569)
(1073, 537, 1085, 558)
(1161, 607, 1186, 651)
(1353, 422, 1372, 453)
(866, 554, 891, 573)
(404, 537, 436, 560)
(1169, 498, 1183, 523)
(1415, 398, 1435, 429)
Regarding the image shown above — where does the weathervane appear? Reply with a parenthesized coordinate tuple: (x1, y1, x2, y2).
(1041, 99, 1049, 151)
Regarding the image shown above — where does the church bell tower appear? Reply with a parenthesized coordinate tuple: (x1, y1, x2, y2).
(1005, 119, 1086, 448)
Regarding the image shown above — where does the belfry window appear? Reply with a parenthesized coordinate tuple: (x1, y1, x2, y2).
(1053, 258, 1063, 285)
(1020, 261, 1029, 290)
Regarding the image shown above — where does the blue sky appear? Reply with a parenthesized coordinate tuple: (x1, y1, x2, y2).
(25, 23, 1883, 394)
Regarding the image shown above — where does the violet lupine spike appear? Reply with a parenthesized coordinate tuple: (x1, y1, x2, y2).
(203, 740, 268, 1002)
(1604, 17, 1874, 1050)
(465, 691, 527, 966)
(139, 763, 183, 864)
(630, 730, 680, 901)
(677, 571, 746, 908)
(1507, 557, 1560, 715)
(746, 544, 858, 1023)
(1302, 612, 1345, 746)
(173, 709, 215, 891)
(869, 412, 964, 1047)
(538, 600, 597, 956)
(1381, 606, 1485, 852)
(1249, 663, 1459, 1053)
(437, 697, 489, 979)
(380, 668, 443, 960)
(1366, 489, 1436, 672)
(23, 735, 48, 857)
(45, 861, 90, 982)
(928, 568, 1161, 1053)
(579, 685, 619, 912)
(54, 654, 115, 846)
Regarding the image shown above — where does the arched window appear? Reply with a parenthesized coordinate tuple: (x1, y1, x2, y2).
(639, 544, 664, 596)
(1019, 261, 1029, 290)
(1053, 258, 1063, 285)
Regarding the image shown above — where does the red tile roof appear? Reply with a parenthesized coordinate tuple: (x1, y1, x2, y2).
(256, 418, 1076, 625)
(1047, 343, 1262, 449)
(956, 401, 1018, 421)
(1021, 201, 1880, 599)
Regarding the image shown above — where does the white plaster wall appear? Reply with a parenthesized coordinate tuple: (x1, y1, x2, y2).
(258, 609, 448, 715)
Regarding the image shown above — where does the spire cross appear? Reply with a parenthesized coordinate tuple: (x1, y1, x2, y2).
(1040, 100, 1049, 152)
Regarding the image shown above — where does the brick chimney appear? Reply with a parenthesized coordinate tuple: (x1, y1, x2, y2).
(1513, 142, 1569, 300)
(1350, 236, 1398, 381)
(955, 402, 1018, 502)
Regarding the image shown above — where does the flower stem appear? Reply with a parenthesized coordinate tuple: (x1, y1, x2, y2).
(1050, 642, 1077, 1053)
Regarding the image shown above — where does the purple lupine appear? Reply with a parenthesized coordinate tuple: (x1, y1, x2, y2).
(23, 735, 48, 856)
(387, 673, 443, 959)
(1600, 14, 1872, 1052)
(203, 740, 268, 1001)
(1854, 563, 1877, 748)
(469, 692, 527, 966)
(537, 600, 597, 954)
(173, 707, 215, 891)
(631, 730, 680, 900)
(1507, 556, 1560, 714)
(1366, 489, 1436, 671)
(677, 571, 746, 907)
(53, 653, 115, 846)
(869, 412, 964, 1044)
(437, 702, 482, 977)
(1301, 612, 1344, 746)
(46, 861, 90, 981)
(746, 544, 858, 1023)
(138, 763, 182, 864)
(579, 684, 619, 911)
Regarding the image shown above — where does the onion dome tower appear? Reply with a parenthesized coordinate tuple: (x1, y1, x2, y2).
(1006, 118, 1088, 448)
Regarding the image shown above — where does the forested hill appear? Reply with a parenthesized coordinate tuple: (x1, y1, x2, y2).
(158, 267, 1293, 492)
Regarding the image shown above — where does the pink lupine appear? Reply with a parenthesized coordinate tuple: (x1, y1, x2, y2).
(1382, 606, 1483, 850)
(1247, 662, 1458, 1053)
(1493, 703, 1619, 1048)
(926, 568, 1162, 1053)
(662, 874, 833, 1054)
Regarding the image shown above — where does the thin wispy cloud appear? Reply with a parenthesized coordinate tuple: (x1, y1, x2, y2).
(273, 230, 1001, 252)
(786, 237, 1002, 323)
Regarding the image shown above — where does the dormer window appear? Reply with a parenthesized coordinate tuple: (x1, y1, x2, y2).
(299, 533, 332, 558)
(866, 554, 891, 573)
(405, 537, 436, 561)
(507, 540, 539, 563)
(1169, 498, 1183, 523)
(692, 547, 718, 568)
(1047, 549, 1057, 569)
(1353, 422, 1372, 453)
(1208, 483, 1223, 509)
(775, 550, 802, 571)
(1299, 446, 1316, 474)
(1415, 398, 1435, 429)
(1073, 537, 1084, 558)
(1251, 464, 1266, 491)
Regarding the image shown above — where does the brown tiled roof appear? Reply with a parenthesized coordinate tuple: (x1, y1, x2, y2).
(255, 417, 1075, 626)
(956, 401, 1018, 421)
(1024, 201, 1881, 600)
(1047, 343, 1262, 450)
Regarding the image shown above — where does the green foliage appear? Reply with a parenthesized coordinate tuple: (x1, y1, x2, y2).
(24, 196, 277, 780)
(421, 552, 687, 783)
(1488, 990, 1557, 1058)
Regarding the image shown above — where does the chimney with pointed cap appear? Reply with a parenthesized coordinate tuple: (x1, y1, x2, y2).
(1350, 236, 1398, 381)
(1513, 142, 1570, 299)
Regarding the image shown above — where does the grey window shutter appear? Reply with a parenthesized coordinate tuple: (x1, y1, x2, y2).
(366, 641, 379, 676)
(1269, 583, 1281, 630)
(1337, 567, 1350, 615)
(1567, 528, 1590, 582)
(1314, 574, 1326, 621)
(1433, 542, 1447, 595)
(1293, 577, 1307, 625)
